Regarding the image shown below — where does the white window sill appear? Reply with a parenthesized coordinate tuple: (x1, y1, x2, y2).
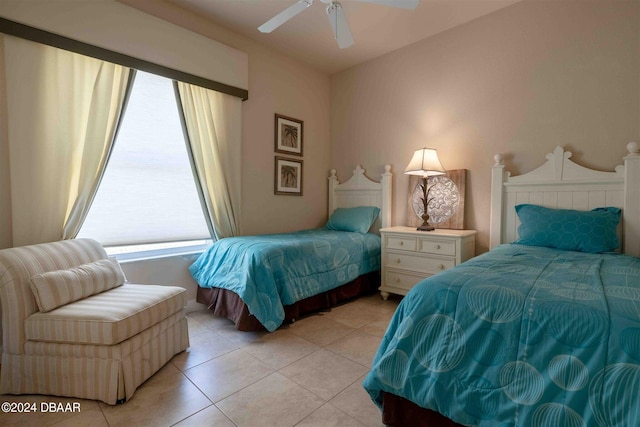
(107, 240, 213, 263)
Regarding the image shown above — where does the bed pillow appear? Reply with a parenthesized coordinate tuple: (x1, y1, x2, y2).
(514, 204, 621, 253)
(29, 258, 126, 312)
(325, 206, 380, 233)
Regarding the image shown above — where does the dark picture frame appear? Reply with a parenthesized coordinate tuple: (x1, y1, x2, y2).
(274, 114, 303, 156)
(274, 156, 303, 196)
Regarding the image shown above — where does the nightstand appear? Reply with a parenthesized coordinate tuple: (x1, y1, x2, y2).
(379, 226, 476, 300)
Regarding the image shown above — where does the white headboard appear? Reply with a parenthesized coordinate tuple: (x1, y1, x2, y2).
(328, 164, 392, 235)
(490, 144, 640, 257)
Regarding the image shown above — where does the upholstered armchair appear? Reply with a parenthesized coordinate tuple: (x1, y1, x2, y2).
(0, 238, 189, 404)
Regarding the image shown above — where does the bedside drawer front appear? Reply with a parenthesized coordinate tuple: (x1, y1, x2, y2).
(386, 235, 417, 251)
(385, 252, 455, 275)
(418, 239, 456, 256)
(385, 271, 425, 292)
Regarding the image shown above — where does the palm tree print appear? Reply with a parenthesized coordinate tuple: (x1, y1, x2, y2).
(281, 165, 298, 188)
(281, 124, 298, 148)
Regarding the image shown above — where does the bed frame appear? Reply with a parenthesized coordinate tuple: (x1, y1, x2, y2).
(196, 164, 393, 331)
(382, 143, 640, 426)
(490, 143, 640, 256)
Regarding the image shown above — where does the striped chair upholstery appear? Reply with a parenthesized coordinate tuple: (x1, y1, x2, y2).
(0, 239, 189, 404)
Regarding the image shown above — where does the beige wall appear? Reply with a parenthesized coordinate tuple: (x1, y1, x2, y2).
(330, 0, 640, 253)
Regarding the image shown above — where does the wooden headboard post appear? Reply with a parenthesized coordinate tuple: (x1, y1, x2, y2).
(490, 144, 640, 257)
(328, 165, 392, 233)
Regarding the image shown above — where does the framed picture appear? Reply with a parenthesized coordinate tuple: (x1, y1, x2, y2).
(274, 114, 303, 156)
(275, 156, 303, 196)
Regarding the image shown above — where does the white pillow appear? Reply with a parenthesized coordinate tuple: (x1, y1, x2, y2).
(29, 258, 126, 312)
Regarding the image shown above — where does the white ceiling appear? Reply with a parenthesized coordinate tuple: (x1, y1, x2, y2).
(166, 0, 520, 74)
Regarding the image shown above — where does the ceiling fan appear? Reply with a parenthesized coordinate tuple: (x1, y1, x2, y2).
(258, 0, 420, 49)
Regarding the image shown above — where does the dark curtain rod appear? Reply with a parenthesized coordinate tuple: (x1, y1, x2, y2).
(0, 16, 249, 101)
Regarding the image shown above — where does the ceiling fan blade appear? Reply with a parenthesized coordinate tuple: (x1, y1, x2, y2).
(258, 0, 313, 33)
(326, 2, 354, 49)
(351, 0, 419, 10)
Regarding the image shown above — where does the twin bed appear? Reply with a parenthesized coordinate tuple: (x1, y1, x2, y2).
(191, 164, 392, 331)
(364, 144, 640, 426)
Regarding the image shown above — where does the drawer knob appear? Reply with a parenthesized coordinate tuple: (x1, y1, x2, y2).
(395, 278, 401, 283)
(438, 264, 445, 270)
(399, 241, 404, 246)
(436, 244, 441, 249)
(395, 258, 401, 264)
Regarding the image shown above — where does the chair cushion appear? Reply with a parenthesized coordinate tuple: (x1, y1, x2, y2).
(29, 258, 126, 312)
(25, 284, 186, 346)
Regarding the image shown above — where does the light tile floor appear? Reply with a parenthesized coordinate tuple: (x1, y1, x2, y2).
(0, 293, 401, 427)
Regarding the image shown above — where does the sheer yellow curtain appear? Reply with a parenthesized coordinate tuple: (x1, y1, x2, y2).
(175, 81, 242, 239)
(3, 36, 132, 246)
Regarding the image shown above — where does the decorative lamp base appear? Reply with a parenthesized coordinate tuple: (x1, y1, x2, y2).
(417, 211, 435, 231)
(416, 223, 435, 231)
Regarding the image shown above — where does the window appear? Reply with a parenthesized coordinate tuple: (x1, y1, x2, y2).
(77, 71, 210, 255)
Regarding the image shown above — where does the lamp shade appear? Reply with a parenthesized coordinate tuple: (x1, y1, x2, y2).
(404, 148, 446, 177)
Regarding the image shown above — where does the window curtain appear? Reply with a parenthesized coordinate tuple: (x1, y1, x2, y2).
(175, 81, 242, 239)
(3, 35, 133, 246)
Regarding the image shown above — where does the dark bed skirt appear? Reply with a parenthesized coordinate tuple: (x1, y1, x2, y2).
(381, 392, 464, 427)
(196, 271, 381, 331)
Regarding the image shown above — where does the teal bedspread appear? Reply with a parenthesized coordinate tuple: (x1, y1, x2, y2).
(364, 244, 640, 426)
(189, 229, 381, 331)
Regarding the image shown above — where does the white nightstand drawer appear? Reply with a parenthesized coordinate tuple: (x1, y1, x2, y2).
(386, 235, 417, 251)
(418, 238, 456, 256)
(384, 270, 426, 293)
(385, 252, 454, 275)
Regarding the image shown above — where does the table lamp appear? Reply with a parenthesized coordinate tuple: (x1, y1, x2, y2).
(404, 148, 446, 231)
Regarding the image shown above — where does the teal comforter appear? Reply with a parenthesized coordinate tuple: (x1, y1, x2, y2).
(364, 244, 640, 426)
(189, 229, 381, 331)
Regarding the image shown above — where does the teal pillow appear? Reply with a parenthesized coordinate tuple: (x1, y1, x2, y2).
(325, 206, 380, 233)
(514, 204, 621, 253)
